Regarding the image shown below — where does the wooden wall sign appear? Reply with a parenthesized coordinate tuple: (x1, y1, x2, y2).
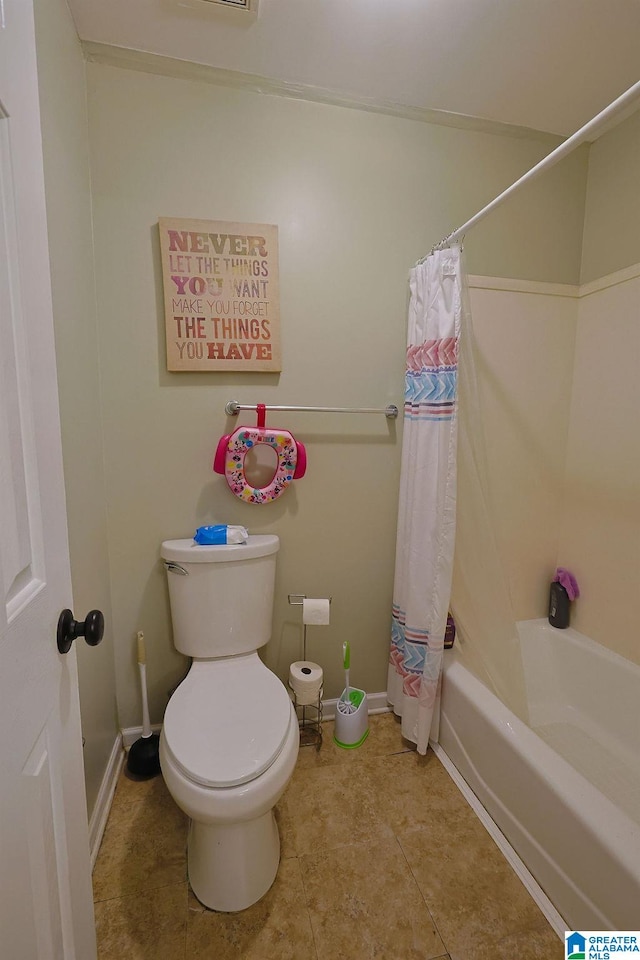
(159, 217, 281, 372)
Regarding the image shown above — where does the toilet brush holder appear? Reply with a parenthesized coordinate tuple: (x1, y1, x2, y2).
(334, 688, 369, 749)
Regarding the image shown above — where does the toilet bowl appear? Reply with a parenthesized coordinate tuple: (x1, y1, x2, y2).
(159, 535, 299, 912)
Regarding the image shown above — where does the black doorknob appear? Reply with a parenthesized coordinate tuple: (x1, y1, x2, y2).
(57, 609, 105, 655)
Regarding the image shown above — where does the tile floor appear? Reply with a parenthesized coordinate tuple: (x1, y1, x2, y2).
(93, 713, 563, 959)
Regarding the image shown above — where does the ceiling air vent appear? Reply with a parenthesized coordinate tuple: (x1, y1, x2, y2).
(200, 0, 257, 9)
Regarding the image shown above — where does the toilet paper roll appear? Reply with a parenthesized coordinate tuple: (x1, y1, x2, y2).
(302, 598, 331, 626)
(289, 661, 324, 705)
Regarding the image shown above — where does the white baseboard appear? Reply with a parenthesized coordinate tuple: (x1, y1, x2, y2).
(431, 740, 566, 939)
(88, 733, 125, 869)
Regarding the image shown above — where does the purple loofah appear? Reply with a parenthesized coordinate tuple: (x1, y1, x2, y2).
(553, 567, 580, 601)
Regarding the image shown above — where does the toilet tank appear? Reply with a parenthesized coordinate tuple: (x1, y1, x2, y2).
(161, 535, 279, 658)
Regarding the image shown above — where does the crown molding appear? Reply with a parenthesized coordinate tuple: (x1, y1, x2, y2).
(82, 41, 561, 145)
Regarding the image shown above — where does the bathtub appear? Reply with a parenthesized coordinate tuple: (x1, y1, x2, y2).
(439, 618, 640, 929)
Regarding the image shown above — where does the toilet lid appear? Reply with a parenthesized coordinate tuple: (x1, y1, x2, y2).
(162, 655, 293, 788)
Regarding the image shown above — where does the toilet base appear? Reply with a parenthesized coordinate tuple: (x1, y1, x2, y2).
(188, 809, 280, 912)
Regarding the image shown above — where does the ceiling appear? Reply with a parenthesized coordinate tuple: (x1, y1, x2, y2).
(67, 0, 640, 137)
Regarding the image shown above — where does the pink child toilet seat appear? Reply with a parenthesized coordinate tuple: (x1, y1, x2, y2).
(214, 404, 306, 504)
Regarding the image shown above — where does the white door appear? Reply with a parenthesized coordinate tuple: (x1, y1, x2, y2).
(0, 1, 97, 957)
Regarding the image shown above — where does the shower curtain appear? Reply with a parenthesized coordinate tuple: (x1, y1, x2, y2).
(387, 244, 462, 754)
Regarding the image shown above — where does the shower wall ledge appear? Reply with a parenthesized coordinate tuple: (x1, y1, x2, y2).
(469, 259, 640, 299)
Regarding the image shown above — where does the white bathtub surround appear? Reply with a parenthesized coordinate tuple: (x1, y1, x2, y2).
(463, 267, 639, 669)
(450, 277, 531, 728)
(439, 619, 640, 929)
(388, 245, 462, 752)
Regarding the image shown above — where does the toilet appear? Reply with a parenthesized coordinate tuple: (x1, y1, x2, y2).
(159, 534, 299, 912)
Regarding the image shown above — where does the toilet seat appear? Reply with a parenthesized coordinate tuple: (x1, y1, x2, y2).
(162, 654, 292, 789)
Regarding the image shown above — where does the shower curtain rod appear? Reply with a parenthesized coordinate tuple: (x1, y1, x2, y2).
(421, 77, 640, 261)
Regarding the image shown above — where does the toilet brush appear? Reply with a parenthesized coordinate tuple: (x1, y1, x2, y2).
(334, 640, 369, 749)
(338, 641, 357, 714)
(126, 631, 161, 778)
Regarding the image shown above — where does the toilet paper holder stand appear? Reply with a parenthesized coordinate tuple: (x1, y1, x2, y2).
(288, 594, 332, 750)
